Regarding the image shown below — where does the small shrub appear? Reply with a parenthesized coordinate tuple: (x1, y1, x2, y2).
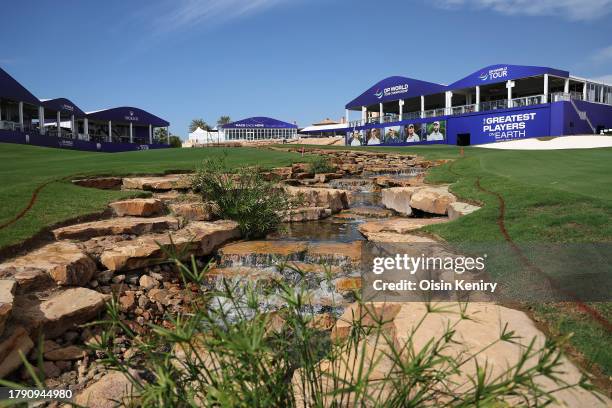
(192, 157, 294, 239)
(309, 156, 335, 174)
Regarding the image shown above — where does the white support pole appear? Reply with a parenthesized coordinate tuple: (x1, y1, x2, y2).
(564, 78, 570, 94)
(583, 82, 588, 101)
(345, 109, 349, 124)
(506, 80, 514, 108)
(129, 122, 133, 143)
(399, 100, 403, 121)
(420, 95, 425, 117)
(149, 124, 153, 144)
(38, 106, 45, 134)
(18, 102, 24, 131)
(56, 111, 61, 137)
(71, 115, 75, 139)
(445, 91, 452, 114)
(108, 121, 112, 142)
(543, 74, 549, 103)
(84, 118, 89, 141)
(361, 106, 366, 123)
(379, 103, 383, 123)
(475, 86, 480, 112)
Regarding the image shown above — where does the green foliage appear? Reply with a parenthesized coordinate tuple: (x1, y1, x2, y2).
(217, 116, 232, 126)
(309, 155, 335, 174)
(169, 135, 182, 148)
(192, 156, 294, 238)
(190, 118, 210, 132)
(84, 257, 595, 407)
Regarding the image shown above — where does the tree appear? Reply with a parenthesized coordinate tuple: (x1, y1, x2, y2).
(217, 116, 232, 127)
(168, 135, 182, 148)
(189, 118, 210, 133)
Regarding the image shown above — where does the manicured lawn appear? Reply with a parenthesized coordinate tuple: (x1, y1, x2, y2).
(0, 143, 308, 249)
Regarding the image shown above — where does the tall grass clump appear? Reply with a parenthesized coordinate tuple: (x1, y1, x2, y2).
(192, 156, 294, 239)
(309, 155, 335, 174)
(84, 256, 597, 407)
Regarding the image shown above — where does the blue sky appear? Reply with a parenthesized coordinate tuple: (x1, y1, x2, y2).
(2, 0, 612, 138)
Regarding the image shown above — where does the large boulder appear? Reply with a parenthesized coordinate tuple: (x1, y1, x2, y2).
(100, 220, 240, 271)
(52, 216, 179, 241)
(300, 302, 610, 407)
(282, 207, 331, 222)
(447, 201, 481, 221)
(0, 242, 96, 286)
(122, 174, 191, 191)
(0, 326, 34, 378)
(72, 177, 123, 189)
(380, 187, 423, 215)
(74, 371, 135, 408)
(285, 186, 350, 213)
(169, 202, 217, 221)
(0, 280, 16, 336)
(12, 288, 109, 338)
(109, 198, 165, 217)
(409, 186, 456, 215)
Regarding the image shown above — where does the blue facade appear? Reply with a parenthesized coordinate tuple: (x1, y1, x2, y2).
(338, 64, 612, 146)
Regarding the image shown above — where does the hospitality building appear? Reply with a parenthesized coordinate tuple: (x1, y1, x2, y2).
(303, 64, 612, 146)
(0, 67, 170, 152)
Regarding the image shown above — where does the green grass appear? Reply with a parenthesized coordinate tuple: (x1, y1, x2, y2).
(0, 143, 308, 249)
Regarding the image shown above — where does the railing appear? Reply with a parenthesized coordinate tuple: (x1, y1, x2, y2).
(510, 94, 545, 107)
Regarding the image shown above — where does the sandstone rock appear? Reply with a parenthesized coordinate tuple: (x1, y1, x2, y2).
(13, 288, 109, 338)
(72, 177, 123, 189)
(285, 186, 350, 213)
(380, 187, 423, 215)
(74, 371, 135, 408)
(44, 345, 85, 361)
(0, 326, 34, 378)
(306, 242, 362, 266)
(109, 198, 165, 217)
(323, 302, 610, 407)
(169, 202, 217, 221)
(0, 280, 15, 336)
(282, 207, 331, 222)
(340, 206, 394, 218)
(409, 186, 456, 215)
(122, 174, 191, 191)
(218, 241, 309, 268)
(0, 242, 96, 286)
(447, 201, 481, 221)
(139, 275, 159, 290)
(335, 277, 361, 292)
(2, 268, 54, 294)
(358, 218, 447, 239)
(52, 216, 179, 241)
(119, 291, 136, 311)
(100, 220, 240, 271)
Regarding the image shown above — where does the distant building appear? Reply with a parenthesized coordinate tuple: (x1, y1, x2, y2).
(220, 117, 297, 141)
(184, 127, 221, 146)
(300, 117, 347, 137)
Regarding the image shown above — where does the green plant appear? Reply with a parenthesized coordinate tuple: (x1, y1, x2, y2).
(81, 256, 597, 407)
(309, 156, 335, 174)
(191, 156, 294, 239)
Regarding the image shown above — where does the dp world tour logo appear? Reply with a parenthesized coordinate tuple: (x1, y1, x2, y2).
(479, 72, 489, 81)
(374, 89, 384, 99)
(479, 67, 508, 82)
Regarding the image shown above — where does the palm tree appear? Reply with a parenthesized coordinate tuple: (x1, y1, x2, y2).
(217, 116, 232, 127)
(189, 118, 210, 133)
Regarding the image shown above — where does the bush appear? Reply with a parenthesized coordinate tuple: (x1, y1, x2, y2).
(309, 156, 335, 174)
(79, 256, 595, 407)
(192, 157, 293, 239)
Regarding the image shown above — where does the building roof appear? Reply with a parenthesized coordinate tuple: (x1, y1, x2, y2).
(222, 116, 297, 129)
(449, 64, 569, 90)
(0, 67, 39, 105)
(345, 76, 447, 110)
(41, 98, 86, 118)
(312, 118, 340, 126)
(86, 106, 169, 127)
(300, 123, 348, 133)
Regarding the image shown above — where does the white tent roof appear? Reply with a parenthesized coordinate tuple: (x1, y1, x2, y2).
(300, 123, 347, 132)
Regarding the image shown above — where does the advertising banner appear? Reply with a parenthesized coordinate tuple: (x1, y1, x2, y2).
(424, 120, 446, 142)
(346, 129, 363, 146)
(402, 123, 422, 143)
(365, 128, 382, 145)
(384, 126, 402, 144)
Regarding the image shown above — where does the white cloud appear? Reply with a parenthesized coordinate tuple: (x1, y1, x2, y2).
(590, 45, 612, 62)
(431, 0, 612, 20)
(151, 0, 294, 33)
